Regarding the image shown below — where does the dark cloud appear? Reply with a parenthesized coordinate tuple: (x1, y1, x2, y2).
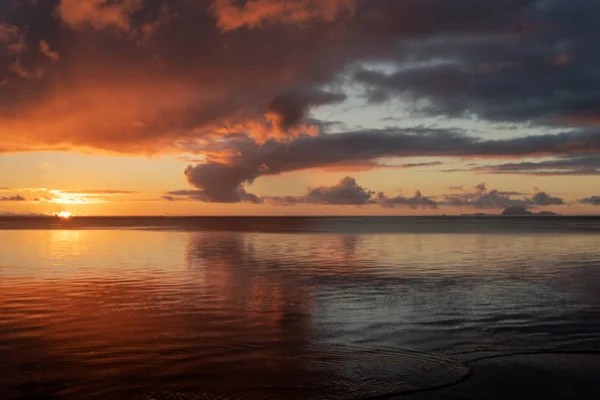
(270, 177, 374, 205)
(469, 155, 600, 175)
(171, 172, 567, 211)
(267, 89, 346, 132)
(318, 160, 443, 172)
(1, 0, 594, 155)
(166, 184, 262, 204)
(0, 195, 25, 201)
(442, 190, 528, 209)
(181, 128, 600, 203)
(531, 191, 565, 206)
(440, 183, 565, 209)
(580, 196, 600, 206)
(2, 0, 599, 209)
(377, 191, 438, 209)
(397, 161, 444, 168)
(498, 191, 526, 196)
(354, 0, 600, 127)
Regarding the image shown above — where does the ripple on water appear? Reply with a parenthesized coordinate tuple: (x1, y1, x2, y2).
(128, 346, 470, 400)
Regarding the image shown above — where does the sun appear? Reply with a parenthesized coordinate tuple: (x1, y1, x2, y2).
(54, 211, 73, 219)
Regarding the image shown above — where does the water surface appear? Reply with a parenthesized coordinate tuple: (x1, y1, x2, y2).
(1, 218, 599, 399)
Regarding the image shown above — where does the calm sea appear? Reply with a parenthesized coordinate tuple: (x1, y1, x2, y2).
(1, 217, 600, 399)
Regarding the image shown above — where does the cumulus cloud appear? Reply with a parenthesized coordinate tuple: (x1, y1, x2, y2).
(531, 191, 565, 206)
(270, 177, 374, 205)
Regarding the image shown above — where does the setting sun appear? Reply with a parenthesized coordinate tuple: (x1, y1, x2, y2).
(54, 211, 73, 219)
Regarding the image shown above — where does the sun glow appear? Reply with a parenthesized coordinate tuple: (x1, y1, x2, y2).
(54, 211, 73, 219)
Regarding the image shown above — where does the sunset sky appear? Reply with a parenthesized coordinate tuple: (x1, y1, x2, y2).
(1, 0, 599, 216)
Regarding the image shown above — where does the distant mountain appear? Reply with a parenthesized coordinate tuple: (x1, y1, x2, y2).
(501, 206, 533, 216)
(501, 206, 559, 216)
(536, 210, 559, 216)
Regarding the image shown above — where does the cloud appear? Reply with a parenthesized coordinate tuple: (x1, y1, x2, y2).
(442, 189, 527, 209)
(39, 40, 59, 61)
(353, 0, 600, 127)
(468, 155, 600, 175)
(165, 186, 262, 204)
(179, 128, 600, 203)
(377, 190, 438, 209)
(0, 195, 25, 201)
(0, 22, 25, 54)
(2, 0, 597, 156)
(531, 191, 565, 206)
(440, 183, 565, 209)
(171, 171, 568, 211)
(267, 177, 438, 209)
(211, 0, 356, 31)
(265, 89, 346, 137)
(270, 176, 374, 205)
(2, 0, 360, 153)
(1, 0, 599, 218)
(57, 0, 142, 32)
(318, 160, 443, 172)
(580, 196, 600, 206)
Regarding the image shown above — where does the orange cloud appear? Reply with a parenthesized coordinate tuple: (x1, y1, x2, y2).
(57, 0, 142, 32)
(40, 40, 60, 62)
(212, 0, 356, 31)
(0, 0, 598, 162)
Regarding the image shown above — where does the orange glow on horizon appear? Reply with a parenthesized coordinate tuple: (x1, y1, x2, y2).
(54, 211, 73, 219)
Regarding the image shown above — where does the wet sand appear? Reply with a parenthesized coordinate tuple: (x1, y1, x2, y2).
(402, 352, 600, 400)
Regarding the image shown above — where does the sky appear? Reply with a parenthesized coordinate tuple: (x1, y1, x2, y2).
(0, 0, 599, 216)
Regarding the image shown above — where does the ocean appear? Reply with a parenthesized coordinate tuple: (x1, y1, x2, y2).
(1, 217, 600, 399)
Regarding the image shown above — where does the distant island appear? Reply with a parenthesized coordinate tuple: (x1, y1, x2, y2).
(460, 206, 559, 217)
(501, 206, 559, 216)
